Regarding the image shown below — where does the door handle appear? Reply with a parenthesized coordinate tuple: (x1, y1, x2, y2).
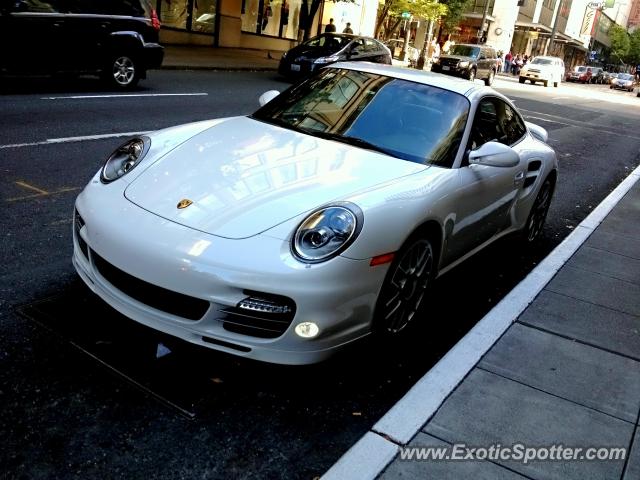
(514, 171, 525, 185)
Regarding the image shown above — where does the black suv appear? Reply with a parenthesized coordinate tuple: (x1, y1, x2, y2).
(0, 0, 164, 88)
(431, 44, 498, 86)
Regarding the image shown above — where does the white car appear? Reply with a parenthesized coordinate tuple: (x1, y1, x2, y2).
(519, 56, 565, 87)
(73, 63, 558, 364)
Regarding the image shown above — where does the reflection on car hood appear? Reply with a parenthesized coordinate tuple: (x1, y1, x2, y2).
(124, 116, 427, 239)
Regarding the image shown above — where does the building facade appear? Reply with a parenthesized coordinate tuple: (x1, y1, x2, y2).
(156, 0, 377, 51)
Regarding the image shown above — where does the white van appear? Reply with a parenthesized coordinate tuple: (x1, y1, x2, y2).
(519, 56, 565, 87)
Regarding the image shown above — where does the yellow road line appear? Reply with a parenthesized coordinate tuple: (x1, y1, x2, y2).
(15, 180, 49, 195)
(6, 186, 80, 202)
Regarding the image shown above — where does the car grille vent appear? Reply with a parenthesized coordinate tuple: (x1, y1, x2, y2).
(217, 292, 296, 339)
(74, 209, 89, 259)
(91, 249, 210, 320)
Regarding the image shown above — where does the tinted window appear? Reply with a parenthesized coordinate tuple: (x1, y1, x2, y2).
(531, 58, 554, 65)
(303, 34, 350, 52)
(64, 0, 149, 15)
(364, 39, 379, 52)
(468, 98, 526, 151)
(450, 45, 480, 58)
(14, 0, 60, 12)
(253, 68, 470, 168)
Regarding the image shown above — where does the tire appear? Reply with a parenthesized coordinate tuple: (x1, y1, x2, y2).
(543, 80, 548, 87)
(554, 81, 558, 87)
(523, 177, 554, 243)
(637, 92, 640, 97)
(104, 53, 140, 89)
(467, 69, 476, 83)
(373, 235, 435, 335)
(484, 69, 495, 86)
(519, 76, 525, 84)
(610, 85, 613, 89)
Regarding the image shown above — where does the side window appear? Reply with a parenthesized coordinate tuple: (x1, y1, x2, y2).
(496, 100, 527, 145)
(14, 0, 60, 12)
(365, 39, 378, 52)
(468, 98, 504, 152)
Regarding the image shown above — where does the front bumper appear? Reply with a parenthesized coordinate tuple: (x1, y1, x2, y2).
(72, 178, 387, 364)
(520, 71, 550, 82)
(430, 64, 470, 78)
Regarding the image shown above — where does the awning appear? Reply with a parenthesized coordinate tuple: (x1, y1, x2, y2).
(462, 12, 496, 22)
(514, 21, 552, 33)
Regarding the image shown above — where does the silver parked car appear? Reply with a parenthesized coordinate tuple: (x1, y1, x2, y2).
(73, 64, 558, 364)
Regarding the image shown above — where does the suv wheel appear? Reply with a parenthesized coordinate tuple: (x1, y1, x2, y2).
(467, 69, 476, 83)
(106, 54, 140, 89)
(484, 69, 495, 86)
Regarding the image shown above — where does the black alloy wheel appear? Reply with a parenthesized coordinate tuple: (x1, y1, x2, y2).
(107, 54, 139, 89)
(374, 237, 435, 334)
(524, 178, 553, 243)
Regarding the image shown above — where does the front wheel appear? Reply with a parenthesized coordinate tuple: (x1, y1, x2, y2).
(373, 237, 435, 335)
(554, 81, 559, 87)
(519, 76, 525, 84)
(104, 54, 140, 89)
(523, 178, 553, 243)
(543, 80, 548, 87)
(467, 69, 476, 83)
(484, 69, 495, 86)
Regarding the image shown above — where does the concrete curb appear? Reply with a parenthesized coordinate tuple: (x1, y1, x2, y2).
(322, 163, 640, 480)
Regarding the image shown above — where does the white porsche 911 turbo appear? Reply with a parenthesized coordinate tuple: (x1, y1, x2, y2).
(73, 63, 557, 364)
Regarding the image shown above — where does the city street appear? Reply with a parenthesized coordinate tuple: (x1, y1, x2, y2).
(1, 70, 640, 479)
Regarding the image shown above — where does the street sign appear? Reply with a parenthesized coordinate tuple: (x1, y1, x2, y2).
(401, 12, 411, 19)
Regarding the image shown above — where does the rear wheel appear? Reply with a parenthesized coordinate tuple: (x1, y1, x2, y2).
(104, 53, 140, 89)
(554, 81, 559, 87)
(543, 80, 548, 87)
(519, 76, 525, 84)
(523, 177, 553, 243)
(373, 236, 435, 335)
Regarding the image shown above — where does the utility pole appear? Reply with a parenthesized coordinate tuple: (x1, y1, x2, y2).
(479, 0, 491, 43)
(416, 0, 439, 69)
(546, 0, 564, 55)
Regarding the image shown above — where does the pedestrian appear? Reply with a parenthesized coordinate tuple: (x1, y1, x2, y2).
(636, 63, 640, 81)
(325, 18, 336, 33)
(504, 51, 512, 73)
(343, 22, 353, 34)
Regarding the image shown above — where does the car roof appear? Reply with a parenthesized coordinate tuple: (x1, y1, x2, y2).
(328, 62, 486, 97)
(532, 55, 562, 60)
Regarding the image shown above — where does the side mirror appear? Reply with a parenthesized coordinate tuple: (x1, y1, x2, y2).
(468, 141, 520, 168)
(258, 90, 280, 107)
(526, 122, 548, 143)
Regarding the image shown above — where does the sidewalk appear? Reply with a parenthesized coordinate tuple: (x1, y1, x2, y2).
(325, 165, 640, 479)
(161, 44, 280, 71)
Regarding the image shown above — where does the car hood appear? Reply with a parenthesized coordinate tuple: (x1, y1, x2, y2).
(124, 116, 426, 239)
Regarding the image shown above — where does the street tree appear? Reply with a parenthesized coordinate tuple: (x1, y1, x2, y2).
(375, 0, 448, 39)
(439, 0, 472, 35)
(609, 25, 630, 66)
(626, 28, 640, 66)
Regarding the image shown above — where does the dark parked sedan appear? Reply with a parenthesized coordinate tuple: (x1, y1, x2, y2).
(278, 33, 391, 79)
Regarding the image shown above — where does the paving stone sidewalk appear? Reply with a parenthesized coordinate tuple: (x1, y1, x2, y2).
(380, 181, 640, 479)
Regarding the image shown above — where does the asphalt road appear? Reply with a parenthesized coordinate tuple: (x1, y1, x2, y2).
(1, 70, 639, 479)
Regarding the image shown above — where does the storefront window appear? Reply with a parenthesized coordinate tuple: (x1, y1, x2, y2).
(241, 0, 302, 39)
(193, 0, 217, 33)
(158, 0, 217, 35)
(160, 0, 188, 29)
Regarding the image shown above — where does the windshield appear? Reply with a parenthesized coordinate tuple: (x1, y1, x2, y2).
(449, 45, 480, 58)
(576, 66, 587, 72)
(301, 34, 351, 52)
(531, 58, 553, 65)
(618, 73, 634, 80)
(252, 68, 470, 167)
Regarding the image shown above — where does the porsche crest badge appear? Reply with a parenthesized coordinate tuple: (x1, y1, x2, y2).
(177, 199, 193, 209)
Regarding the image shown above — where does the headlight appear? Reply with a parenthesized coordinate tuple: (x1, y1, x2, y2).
(314, 54, 340, 64)
(458, 61, 469, 68)
(100, 137, 150, 183)
(292, 203, 363, 263)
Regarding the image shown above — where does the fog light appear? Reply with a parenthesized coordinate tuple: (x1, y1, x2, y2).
(295, 322, 319, 338)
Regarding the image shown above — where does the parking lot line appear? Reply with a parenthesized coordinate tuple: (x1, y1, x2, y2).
(6, 186, 80, 203)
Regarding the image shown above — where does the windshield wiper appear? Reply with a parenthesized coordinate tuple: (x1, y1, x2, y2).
(307, 131, 400, 158)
